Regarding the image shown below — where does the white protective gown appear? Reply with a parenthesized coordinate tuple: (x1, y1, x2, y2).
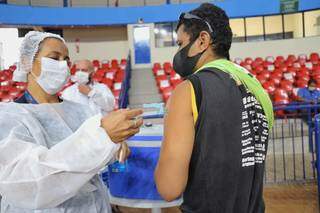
(0, 101, 120, 213)
(61, 82, 115, 115)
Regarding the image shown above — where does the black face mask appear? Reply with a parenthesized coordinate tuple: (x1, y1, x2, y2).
(173, 40, 205, 78)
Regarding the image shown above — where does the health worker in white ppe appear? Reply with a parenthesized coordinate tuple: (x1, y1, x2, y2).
(0, 31, 143, 213)
(61, 59, 115, 114)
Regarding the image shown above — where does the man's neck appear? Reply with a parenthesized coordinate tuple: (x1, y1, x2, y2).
(195, 53, 223, 71)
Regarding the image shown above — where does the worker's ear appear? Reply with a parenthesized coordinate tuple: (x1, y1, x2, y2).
(197, 31, 211, 52)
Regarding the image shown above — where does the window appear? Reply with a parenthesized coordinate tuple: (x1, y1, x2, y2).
(154, 10, 320, 47)
(154, 23, 175, 47)
(304, 10, 320, 37)
(230, 18, 245, 42)
(284, 13, 303, 38)
(265, 15, 283, 40)
(245, 17, 264, 42)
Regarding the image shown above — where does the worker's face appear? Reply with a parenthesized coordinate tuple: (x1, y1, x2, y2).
(76, 61, 94, 74)
(174, 24, 212, 77)
(309, 82, 317, 91)
(32, 38, 70, 77)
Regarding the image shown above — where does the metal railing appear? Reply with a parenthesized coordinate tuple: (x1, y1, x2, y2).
(118, 53, 131, 109)
(266, 104, 320, 185)
(141, 103, 320, 185)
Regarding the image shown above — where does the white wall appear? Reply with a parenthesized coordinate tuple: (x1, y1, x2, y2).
(230, 36, 320, 59)
(149, 36, 320, 64)
(0, 28, 23, 69)
(63, 26, 129, 61)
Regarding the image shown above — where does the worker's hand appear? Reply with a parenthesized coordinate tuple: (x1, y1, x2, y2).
(101, 108, 143, 143)
(78, 84, 92, 96)
(117, 142, 131, 163)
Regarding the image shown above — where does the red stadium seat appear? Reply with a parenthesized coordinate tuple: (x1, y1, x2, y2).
(92, 60, 100, 68)
(91, 75, 103, 83)
(120, 59, 127, 65)
(256, 74, 268, 84)
(162, 87, 173, 103)
(310, 53, 319, 64)
(295, 79, 308, 88)
(283, 72, 294, 83)
(101, 78, 113, 88)
(265, 56, 274, 63)
(115, 69, 125, 82)
(240, 62, 252, 71)
(156, 75, 168, 85)
(280, 80, 294, 93)
(304, 61, 313, 70)
(270, 77, 281, 86)
(159, 80, 171, 92)
(113, 82, 122, 91)
(260, 70, 271, 78)
(9, 65, 17, 71)
(254, 65, 264, 75)
(101, 61, 110, 69)
(155, 69, 166, 77)
(70, 64, 77, 75)
(287, 54, 297, 63)
(153, 63, 161, 70)
(111, 59, 119, 68)
(273, 88, 289, 105)
(270, 70, 283, 79)
(234, 58, 242, 65)
(105, 71, 115, 80)
(112, 90, 121, 99)
(293, 62, 301, 69)
(95, 69, 107, 77)
(298, 54, 307, 61)
(14, 82, 27, 91)
(244, 57, 253, 65)
(254, 57, 264, 65)
(276, 56, 285, 63)
(262, 81, 276, 95)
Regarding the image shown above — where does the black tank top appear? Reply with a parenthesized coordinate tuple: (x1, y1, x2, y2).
(182, 68, 269, 213)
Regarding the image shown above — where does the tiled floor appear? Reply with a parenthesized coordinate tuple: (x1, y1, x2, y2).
(264, 183, 318, 213)
(115, 183, 318, 213)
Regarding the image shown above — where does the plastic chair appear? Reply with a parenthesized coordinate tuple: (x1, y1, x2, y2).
(101, 78, 114, 88)
(276, 56, 285, 63)
(262, 81, 276, 95)
(295, 79, 308, 88)
(310, 53, 319, 64)
(234, 58, 242, 65)
(280, 80, 294, 93)
(244, 57, 253, 65)
(256, 74, 268, 84)
(111, 59, 119, 68)
(254, 65, 264, 75)
(287, 54, 297, 63)
(159, 80, 171, 93)
(113, 82, 122, 91)
(265, 56, 275, 63)
(153, 63, 162, 70)
(92, 60, 101, 68)
(274, 88, 289, 99)
(120, 59, 127, 65)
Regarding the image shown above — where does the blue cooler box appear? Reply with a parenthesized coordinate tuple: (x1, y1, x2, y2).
(108, 134, 163, 200)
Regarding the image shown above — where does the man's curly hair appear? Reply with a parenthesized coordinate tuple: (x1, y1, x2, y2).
(177, 3, 233, 60)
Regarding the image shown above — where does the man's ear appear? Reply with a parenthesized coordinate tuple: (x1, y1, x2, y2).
(198, 31, 212, 52)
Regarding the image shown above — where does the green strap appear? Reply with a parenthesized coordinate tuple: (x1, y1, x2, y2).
(196, 59, 274, 129)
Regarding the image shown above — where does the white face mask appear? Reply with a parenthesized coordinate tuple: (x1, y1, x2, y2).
(73, 70, 90, 84)
(32, 57, 70, 95)
(309, 87, 316, 91)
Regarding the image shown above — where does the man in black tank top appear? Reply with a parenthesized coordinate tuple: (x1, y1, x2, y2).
(155, 3, 271, 213)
